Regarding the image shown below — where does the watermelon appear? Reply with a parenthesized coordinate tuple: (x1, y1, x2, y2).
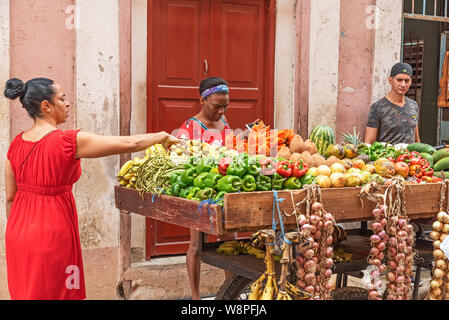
(309, 125, 336, 156)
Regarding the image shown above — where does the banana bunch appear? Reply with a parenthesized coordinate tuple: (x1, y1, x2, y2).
(249, 230, 278, 300)
(145, 144, 168, 157)
(276, 232, 312, 300)
(216, 241, 266, 258)
(117, 157, 147, 188)
(333, 248, 352, 263)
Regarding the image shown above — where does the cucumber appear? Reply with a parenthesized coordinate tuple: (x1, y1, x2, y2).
(434, 171, 449, 179)
(407, 142, 436, 154)
(433, 148, 449, 163)
(434, 157, 449, 172)
(419, 152, 434, 167)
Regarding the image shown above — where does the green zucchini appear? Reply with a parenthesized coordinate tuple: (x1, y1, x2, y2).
(434, 157, 449, 172)
(419, 152, 434, 167)
(433, 148, 449, 163)
(434, 171, 449, 179)
(407, 143, 436, 154)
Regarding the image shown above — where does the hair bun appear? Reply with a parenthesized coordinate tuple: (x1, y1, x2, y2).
(4, 78, 27, 100)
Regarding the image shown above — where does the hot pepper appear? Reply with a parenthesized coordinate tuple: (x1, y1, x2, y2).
(218, 157, 234, 175)
(216, 175, 242, 193)
(197, 187, 216, 201)
(170, 181, 186, 197)
(292, 160, 308, 178)
(433, 177, 443, 183)
(277, 160, 292, 178)
(283, 177, 302, 190)
(227, 162, 247, 177)
(422, 167, 434, 177)
(409, 164, 422, 178)
(241, 175, 257, 192)
(181, 167, 198, 186)
(387, 156, 395, 163)
(204, 172, 222, 189)
(271, 173, 286, 190)
(256, 175, 272, 191)
(260, 158, 276, 176)
(193, 172, 209, 188)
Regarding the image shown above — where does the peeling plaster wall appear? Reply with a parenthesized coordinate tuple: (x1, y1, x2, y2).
(274, 0, 296, 130)
(307, 0, 341, 136)
(371, 0, 403, 102)
(75, 0, 120, 249)
(0, 0, 9, 258)
(130, 0, 148, 258)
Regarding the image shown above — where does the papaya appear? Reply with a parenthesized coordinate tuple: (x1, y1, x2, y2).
(407, 142, 436, 154)
(434, 157, 449, 172)
(419, 152, 434, 167)
(433, 148, 449, 163)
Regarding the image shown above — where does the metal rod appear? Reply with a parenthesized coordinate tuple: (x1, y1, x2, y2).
(435, 0, 437, 16)
(423, 0, 427, 15)
(446, 0, 448, 17)
(412, 0, 415, 14)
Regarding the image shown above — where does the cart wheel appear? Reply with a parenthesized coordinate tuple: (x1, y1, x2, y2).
(331, 286, 369, 300)
(215, 275, 253, 300)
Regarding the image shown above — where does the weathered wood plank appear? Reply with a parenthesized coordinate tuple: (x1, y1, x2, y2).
(115, 186, 223, 235)
(222, 184, 442, 232)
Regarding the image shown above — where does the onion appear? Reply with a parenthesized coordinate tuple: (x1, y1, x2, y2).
(371, 208, 382, 218)
(312, 256, 319, 265)
(388, 246, 397, 256)
(377, 230, 386, 239)
(368, 291, 379, 300)
(434, 249, 445, 260)
(405, 236, 414, 244)
(366, 283, 374, 290)
(378, 264, 386, 273)
(370, 234, 381, 244)
(398, 219, 407, 229)
(372, 258, 381, 266)
(443, 224, 449, 234)
(309, 214, 319, 225)
(433, 221, 443, 232)
(301, 223, 312, 232)
(377, 242, 386, 251)
(296, 255, 305, 265)
(386, 294, 396, 300)
(396, 265, 405, 273)
(304, 249, 315, 260)
(374, 280, 383, 289)
(304, 285, 315, 293)
(436, 259, 447, 270)
(326, 247, 333, 257)
(297, 280, 306, 289)
(398, 242, 406, 251)
(325, 283, 332, 291)
(387, 283, 396, 291)
(310, 225, 317, 234)
(430, 280, 440, 289)
(380, 218, 387, 226)
(304, 273, 316, 284)
(395, 275, 405, 284)
(397, 230, 408, 238)
(430, 231, 440, 240)
(370, 247, 380, 257)
(432, 288, 442, 297)
(395, 253, 405, 263)
(379, 205, 388, 213)
(311, 202, 323, 212)
(372, 222, 383, 232)
(440, 233, 448, 242)
(325, 258, 333, 269)
(406, 246, 413, 254)
(316, 221, 323, 230)
(387, 272, 396, 282)
(304, 260, 316, 272)
(388, 237, 397, 247)
(445, 282, 449, 290)
(298, 215, 307, 226)
(325, 236, 333, 246)
(371, 269, 380, 278)
(446, 272, 449, 281)
(313, 231, 322, 240)
(312, 241, 319, 250)
(323, 220, 333, 230)
(404, 266, 412, 275)
(324, 269, 332, 278)
(297, 268, 306, 280)
(434, 268, 445, 279)
(388, 260, 397, 270)
(405, 224, 414, 234)
(389, 226, 397, 234)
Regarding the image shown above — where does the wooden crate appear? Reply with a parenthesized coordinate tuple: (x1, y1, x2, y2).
(115, 183, 443, 236)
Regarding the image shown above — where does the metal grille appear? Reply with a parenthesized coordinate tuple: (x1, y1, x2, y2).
(403, 0, 449, 22)
(403, 40, 424, 105)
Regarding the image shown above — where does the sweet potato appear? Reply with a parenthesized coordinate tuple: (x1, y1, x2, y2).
(278, 147, 291, 160)
(289, 135, 305, 154)
(289, 152, 301, 163)
(304, 139, 318, 155)
(299, 151, 314, 168)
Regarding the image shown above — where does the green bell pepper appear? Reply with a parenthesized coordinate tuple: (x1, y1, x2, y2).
(195, 157, 215, 175)
(247, 157, 261, 176)
(256, 175, 272, 191)
(283, 177, 302, 190)
(204, 172, 222, 189)
(170, 181, 186, 196)
(181, 167, 198, 186)
(180, 186, 193, 199)
(169, 171, 183, 185)
(271, 173, 286, 190)
(214, 191, 226, 201)
(197, 187, 216, 201)
(241, 175, 257, 192)
(193, 172, 209, 188)
(227, 162, 247, 177)
(186, 187, 201, 200)
(216, 175, 242, 193)
(300, 173, 315, 185)
(165, 187, 173, 196)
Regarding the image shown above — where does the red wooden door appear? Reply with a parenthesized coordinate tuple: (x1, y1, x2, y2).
(147, 0, 275, 258)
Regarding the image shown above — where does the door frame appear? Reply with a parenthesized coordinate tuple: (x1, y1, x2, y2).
(145, 0, 276, 260)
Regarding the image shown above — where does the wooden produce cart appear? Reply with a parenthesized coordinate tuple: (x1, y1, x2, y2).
(115, 183, 441, 300)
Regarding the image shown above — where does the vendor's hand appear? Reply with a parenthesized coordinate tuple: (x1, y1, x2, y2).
(159, 131, 181, 150)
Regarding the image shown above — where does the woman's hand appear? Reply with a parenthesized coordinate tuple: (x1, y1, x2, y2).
(158, 131, 181, 150)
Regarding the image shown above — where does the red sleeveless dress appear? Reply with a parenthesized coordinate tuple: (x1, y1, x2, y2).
(5, 129, 86, 300)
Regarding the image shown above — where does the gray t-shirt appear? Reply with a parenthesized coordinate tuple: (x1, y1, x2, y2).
(366, 97, 419, 144)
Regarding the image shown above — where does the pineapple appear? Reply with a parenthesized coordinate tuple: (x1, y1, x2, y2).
(341, 126, 362, 146)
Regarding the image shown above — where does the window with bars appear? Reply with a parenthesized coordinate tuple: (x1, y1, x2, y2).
(403, 0, 449, 22)
(403, 40, 424, 105)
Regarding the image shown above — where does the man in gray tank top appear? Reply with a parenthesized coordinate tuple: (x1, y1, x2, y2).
(364, 62, 420, 144)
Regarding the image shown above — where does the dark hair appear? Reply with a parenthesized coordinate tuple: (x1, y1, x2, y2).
(199, 77, 228, 98)
(4, 77, 56, 119)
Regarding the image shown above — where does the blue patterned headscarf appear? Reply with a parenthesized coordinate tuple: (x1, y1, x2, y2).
(201, 84, 229, 98)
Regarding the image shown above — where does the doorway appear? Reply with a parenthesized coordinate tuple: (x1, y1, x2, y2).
(146, 0, 275, 258)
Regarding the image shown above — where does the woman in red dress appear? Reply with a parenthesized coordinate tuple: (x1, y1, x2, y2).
(4, 77, 179, 300)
